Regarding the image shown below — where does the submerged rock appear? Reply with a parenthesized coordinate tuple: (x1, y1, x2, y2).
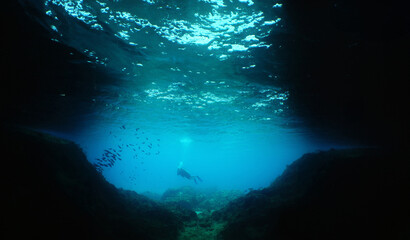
(160, 186, 243, 239)
(161, 186, 243, 212)
(216, 148, 410, 240)
(2, 126, 181, 240)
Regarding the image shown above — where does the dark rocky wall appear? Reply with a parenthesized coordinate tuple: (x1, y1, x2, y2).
(1, 1, 117, 131)
(1, 126, 181, 240)
(215, 148, 410, 240)
(265, 0, 410, 147)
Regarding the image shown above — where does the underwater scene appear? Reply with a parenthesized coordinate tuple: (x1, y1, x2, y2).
(3, 0, 409, 239)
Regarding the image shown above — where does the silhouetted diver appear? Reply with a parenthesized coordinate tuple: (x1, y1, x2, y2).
(177, 162, 202, 184)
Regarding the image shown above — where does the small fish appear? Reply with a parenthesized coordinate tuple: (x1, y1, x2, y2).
(121, 125, 126, 129)
(136, 128, 139, 131)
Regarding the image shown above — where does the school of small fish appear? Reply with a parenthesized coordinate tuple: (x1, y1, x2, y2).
(93, 125, 160, 173)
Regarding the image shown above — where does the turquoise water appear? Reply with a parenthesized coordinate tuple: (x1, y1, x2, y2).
(23, 0, 346, 194)
(48, 120, 334, 194)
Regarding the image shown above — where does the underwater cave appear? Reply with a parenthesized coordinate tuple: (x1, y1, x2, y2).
(2, 0, 409, 239)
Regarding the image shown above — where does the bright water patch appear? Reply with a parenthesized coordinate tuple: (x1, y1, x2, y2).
(20, 0, 344, 194)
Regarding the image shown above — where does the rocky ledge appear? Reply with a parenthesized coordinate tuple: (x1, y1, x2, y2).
(2, 127, 181, 240)
(214, 148, 410, 240)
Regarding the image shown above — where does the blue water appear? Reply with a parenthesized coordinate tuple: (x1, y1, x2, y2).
(23, 0, 348, 194)
(43, 115, 339, 194)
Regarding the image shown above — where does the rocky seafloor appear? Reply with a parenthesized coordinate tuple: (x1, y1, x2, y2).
(2, 127, 409, 240)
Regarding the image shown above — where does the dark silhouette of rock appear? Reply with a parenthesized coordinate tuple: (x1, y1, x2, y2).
(2, 126, 181, 239)
(262, 0, 410, 147)
(216, 148, 410, 240)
